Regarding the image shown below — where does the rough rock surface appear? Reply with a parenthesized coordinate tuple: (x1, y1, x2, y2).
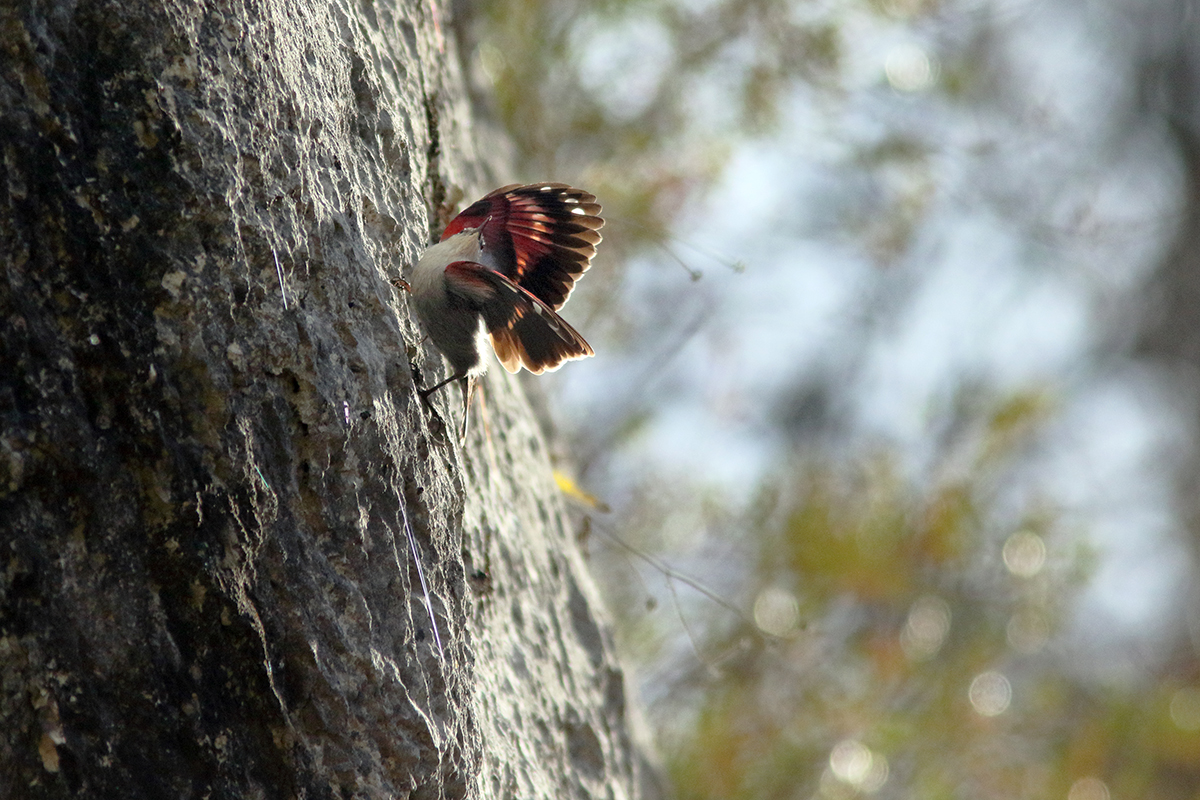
(0, 1, 658, 798)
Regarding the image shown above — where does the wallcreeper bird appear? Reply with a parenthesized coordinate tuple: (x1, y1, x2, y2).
(404, 183, 603, 436)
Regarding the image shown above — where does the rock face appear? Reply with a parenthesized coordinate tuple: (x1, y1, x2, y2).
(0, 2, 658, 798)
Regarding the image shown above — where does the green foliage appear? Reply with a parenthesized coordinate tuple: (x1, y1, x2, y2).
(625, 389, 1200, 800)
(660, 392, 1071, 799)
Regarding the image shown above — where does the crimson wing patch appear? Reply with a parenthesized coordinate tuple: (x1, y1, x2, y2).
(443, 260, 594, 375)
(441, 183, 603, 311)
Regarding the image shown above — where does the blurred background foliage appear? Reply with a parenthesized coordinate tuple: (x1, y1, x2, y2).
(451, 0, 1200, 797)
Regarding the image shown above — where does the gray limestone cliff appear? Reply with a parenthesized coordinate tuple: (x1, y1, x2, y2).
(0, 1, 660, 798)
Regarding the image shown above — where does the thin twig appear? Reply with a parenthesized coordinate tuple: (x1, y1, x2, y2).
(589, 520, 751, 626)
(272, 248, 288, 310)
(665, 569, 713, 669)
(399, 500, 444, 659)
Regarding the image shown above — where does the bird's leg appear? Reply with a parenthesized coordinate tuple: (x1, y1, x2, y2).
(417, 372, 475, 443)
(418, 371, 465, 406)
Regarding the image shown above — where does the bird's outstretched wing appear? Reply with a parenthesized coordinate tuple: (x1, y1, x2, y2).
(441, 183, 603, 311)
